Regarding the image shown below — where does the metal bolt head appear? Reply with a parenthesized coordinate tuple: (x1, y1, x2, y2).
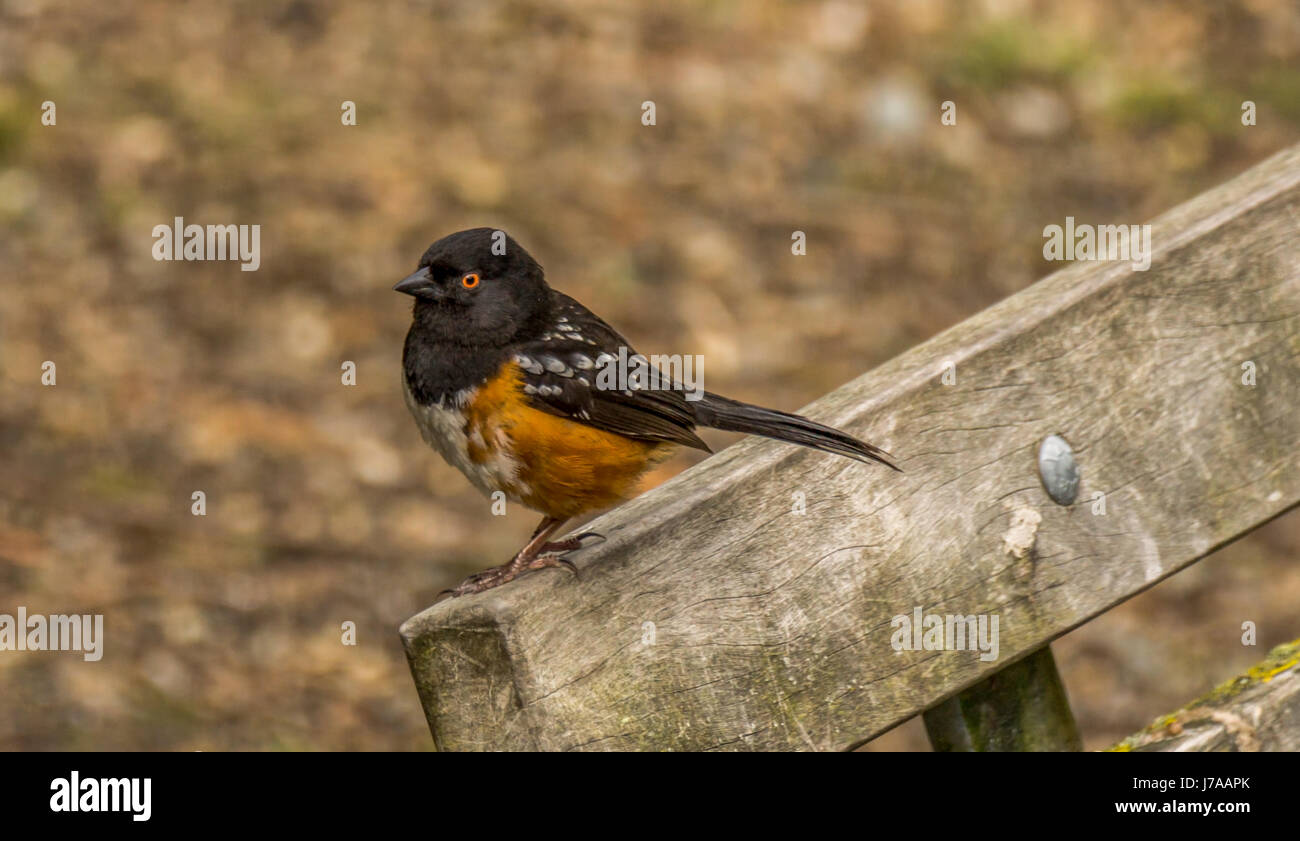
(1038, 434, 1080, 505)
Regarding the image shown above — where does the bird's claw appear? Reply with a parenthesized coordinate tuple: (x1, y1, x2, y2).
(437, 550, 581, 599)
(533, 553, 579, 579)
(538, 531, 605, 554)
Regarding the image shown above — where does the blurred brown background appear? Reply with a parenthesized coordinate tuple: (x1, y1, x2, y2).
(1, 0, 1298, 751)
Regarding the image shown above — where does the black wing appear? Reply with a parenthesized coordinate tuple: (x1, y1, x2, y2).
(511, 292, 710, 452)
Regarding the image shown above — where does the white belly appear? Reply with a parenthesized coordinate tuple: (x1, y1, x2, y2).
(402, 376, 525, 500)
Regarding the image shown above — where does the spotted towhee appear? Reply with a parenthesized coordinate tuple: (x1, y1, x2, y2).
(396, 228, 899, 596)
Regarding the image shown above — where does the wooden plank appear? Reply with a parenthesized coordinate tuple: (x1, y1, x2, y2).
(401, 143, 1300, 751)
(1111, 639, 1300, 752)
(923, 646, 1081, 751)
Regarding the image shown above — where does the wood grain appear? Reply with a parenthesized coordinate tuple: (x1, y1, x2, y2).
(401, 143, 1300, 751)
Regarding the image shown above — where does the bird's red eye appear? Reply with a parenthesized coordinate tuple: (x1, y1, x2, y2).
(461, 273, 480, 289)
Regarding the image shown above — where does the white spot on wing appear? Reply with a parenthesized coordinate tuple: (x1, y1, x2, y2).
(515, 354, 544, 375)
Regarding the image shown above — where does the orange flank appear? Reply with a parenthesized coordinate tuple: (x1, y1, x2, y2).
(463, 362, 675, 519)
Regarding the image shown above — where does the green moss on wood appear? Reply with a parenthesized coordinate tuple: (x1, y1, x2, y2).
(1107, 638, 1300, 752)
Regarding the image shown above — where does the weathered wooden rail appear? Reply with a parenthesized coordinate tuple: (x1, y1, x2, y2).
(1113, 639, 1300, 752)
(400, 143, 1300, 751)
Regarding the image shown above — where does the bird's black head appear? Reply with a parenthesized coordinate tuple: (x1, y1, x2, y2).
(394, 228, 550, 346)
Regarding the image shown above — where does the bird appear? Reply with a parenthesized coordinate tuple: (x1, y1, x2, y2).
(395, 228, 899, 597)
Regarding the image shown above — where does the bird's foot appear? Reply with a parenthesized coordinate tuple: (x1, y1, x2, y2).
(439, 550, 582, 599)
(538, 531, 605, 554)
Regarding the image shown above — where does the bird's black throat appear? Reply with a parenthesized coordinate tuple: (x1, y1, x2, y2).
(402, 300, 539, 406)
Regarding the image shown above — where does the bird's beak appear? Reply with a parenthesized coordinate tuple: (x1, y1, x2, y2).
(393, 266, 439, 298)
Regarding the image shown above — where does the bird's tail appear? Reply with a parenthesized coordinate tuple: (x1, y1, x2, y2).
(692, 391, 900, 471)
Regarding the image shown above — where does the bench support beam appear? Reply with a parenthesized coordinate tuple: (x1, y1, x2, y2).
(923, 646, 1081, 751)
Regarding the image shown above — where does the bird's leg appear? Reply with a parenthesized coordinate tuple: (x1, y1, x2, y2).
(442, 516, 582, 598)
(538, 530, 606, 554)
(528, 516, 605, 553)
